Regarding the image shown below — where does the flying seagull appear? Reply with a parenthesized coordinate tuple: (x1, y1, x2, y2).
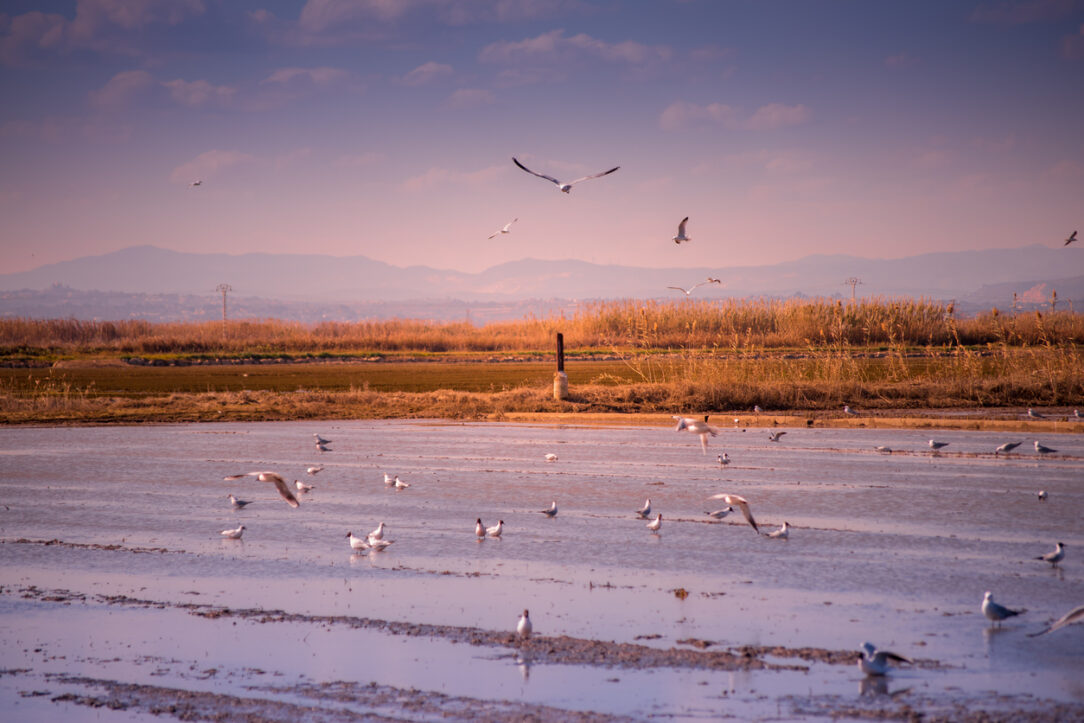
(668, 278, 721, 297)
(1065, 230, 1078, 246)
(1029, 604, 1084, 636)
(768, 431, 787, 443)
(188, 180, 202, 188)
(707, 493, 759, 533)
(672, 217, 691, 244)
(512, 156, 619, 193)
(857, 642, 912, 676)
(488, 218, 518, 239)
(223, 471, 300, 508)
(674, 415, 719, 454)
(982, 591, 1025, 627)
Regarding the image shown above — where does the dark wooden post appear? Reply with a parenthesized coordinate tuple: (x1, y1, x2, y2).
(553, 332, 568, 400)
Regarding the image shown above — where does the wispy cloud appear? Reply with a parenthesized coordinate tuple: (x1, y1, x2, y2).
(446, 88, 495, 108)
(170, 149, 255, 184)
(479, 29, 671, 84)
(261, 66, 351, 87)
(659, 101, 810, 131)
(0, 0, 205, 65)
(401, 163, 505, 191)
(970, 0, 1076, 24)
(400, 61, 453, 86)
(89, 69, 154, 108)
(162, 78, 236, 107)
(334, 151, 385, 168)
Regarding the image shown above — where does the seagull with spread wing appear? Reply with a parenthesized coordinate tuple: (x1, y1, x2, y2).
(1065, 230, 1077, 246)
(488, 218, 517, 239)
(668, 277, 722, 297)
(223, 471, 300, 508)
(512, 157, 619, 193)
(672, 217, 691, 244)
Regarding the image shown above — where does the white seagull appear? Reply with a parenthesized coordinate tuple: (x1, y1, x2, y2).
(220, 524, 245, 540)
(646, 513, 662, 533)
(995, 441, 1022, 455)
(475, 518, 486, 539)
(314, 433, 332, 444)
(754, 405, 764, 413)
(672, 217, 691, 244)
(636, 498, 652, 519)
(982, 591, 1025, 627)
(368, 521, 386, 542)
(394, 475, 410, 490)
(717, 453, 730, 467)
(766, 521, 790, 540)
(843, 405, 859, 416)
(1038, 490, 1048, 501)
(875, 445, 893, 454)
(857, 642, 912, 676)
(315, 442, 331, 452)
(540, 501, 557, 518)
(675, 415, 719, 454)
(517, 609, 533, 639)
(384, 473, 395, 486)
(1065, 230, 1078, 247)
(368, 538, 394, 552)
(705, 506, 734, 520)
(486, 520, 504, 538)
(512, 157, 619, 194)
(488, 218, 518, 239)
(544, 453, 558, 462)
(1027, 408, 1046, 419)
(768, 431, 787, 442)
(1029, 604, 1084, 636)
(227, 494, 252, 509)
(707, 493, 759, 533)
(1037, 542, 1065, 567)
(295, 480, 315, 493)
(223, 471, 300, 508)
(1034, 440, 1057, 455)
(346, 531, 369, 552)
(306, 465, 324, 476)
(928, 440, 949, 452)
(667, 277, 721, 297)
(188, 180, 202, 188)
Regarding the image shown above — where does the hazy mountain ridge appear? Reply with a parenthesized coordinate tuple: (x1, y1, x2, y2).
(1, 244, 1081, 322)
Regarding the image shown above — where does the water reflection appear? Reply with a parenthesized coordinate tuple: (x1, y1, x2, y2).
(859, 676, 911, 698)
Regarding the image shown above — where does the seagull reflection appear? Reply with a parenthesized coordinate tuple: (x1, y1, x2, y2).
(859, 677, 911, 698)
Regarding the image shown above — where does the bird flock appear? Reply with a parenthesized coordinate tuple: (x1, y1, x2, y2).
(217, 416, 1080, 676)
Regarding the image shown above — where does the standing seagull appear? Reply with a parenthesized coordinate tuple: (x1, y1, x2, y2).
(843, 405, 858, 416)
(394, 476, 410, 490)
(295, 480, 315, 493)
(306, 465, 324, 476)
(1029, 604, 1084, 636)
(646, 513, 662, 533)
(928, 440, 949, 452)
(707, 493, 759, 533)
(857, 642, 912, 676)
(220, 524, 245, 540)
(227, 494, 252, 509)
(540, 501, 558, 518)
(705, 506, 734, 520)
(717, 453, 731, 467)
(672, 217, 691, 244)
(766, 521, 791, 540)
(1027, 408, 1046, 420)
(346, 531, 369, 552)
(1065, 230, 1078, 246)
(368, 521, 386, 542)
(488, 218, 518, 239)
(1034, 440, 1057, 455)
(1037, 542, 1065, 568)
(313, 433, 332, 445)
(475, 518, 486, 539)
(995, 441, 1022, 455)
(517, 609, 533, 639)
(486, 520, 504, 538)
(1038, 490, 1048, 501)
(982, 591, 1025, 627)
(636, 498, 652, 519)
(223, 471, 300, 508)
(512, 157, 619, 194)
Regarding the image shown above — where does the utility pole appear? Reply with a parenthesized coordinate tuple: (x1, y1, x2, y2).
(216, 283, 232, 338)
(843, 277, 863, 302)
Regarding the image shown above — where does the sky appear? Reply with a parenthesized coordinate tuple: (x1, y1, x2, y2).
(1, 0, 1082, 277)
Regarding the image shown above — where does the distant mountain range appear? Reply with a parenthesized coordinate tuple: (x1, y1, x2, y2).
(1, 244, 1081, 321)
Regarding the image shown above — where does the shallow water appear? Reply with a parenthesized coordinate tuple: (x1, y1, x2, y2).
(1, 421, 1082, 720)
